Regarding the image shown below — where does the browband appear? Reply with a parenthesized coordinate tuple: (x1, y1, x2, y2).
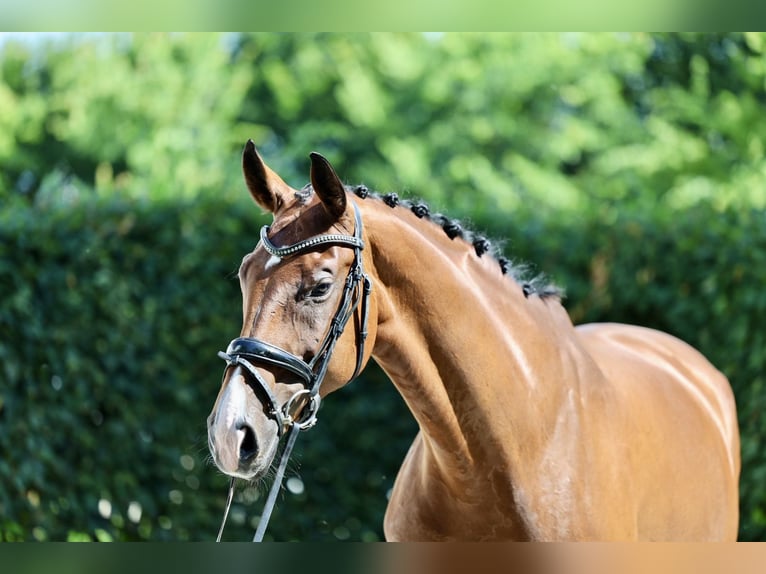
(259, 208, 365, 260)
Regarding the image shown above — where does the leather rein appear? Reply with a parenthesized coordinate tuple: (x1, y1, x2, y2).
(215, 201, 372, 541)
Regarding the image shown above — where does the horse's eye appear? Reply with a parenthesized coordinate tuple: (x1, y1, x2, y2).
(307, 282, 332, 300)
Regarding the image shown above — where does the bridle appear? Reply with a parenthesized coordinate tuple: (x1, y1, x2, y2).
(215, 201, 372, 542)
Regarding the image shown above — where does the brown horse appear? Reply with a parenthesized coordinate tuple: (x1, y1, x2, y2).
(207, 141, 740, 541)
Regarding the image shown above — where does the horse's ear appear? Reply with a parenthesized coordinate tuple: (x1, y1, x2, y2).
(242, 140, 290, 213)
(309, 152, 346, 221)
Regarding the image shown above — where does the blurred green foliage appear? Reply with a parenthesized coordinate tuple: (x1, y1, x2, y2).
(1, 33, 764, 541)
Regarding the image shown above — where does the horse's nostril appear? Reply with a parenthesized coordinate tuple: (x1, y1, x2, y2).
(237, 422, 258, 463)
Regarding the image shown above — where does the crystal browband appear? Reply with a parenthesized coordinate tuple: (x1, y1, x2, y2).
(259, 216, 365, 259)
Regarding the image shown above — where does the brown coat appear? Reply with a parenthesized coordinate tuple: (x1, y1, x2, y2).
(207, 142, 740, 541)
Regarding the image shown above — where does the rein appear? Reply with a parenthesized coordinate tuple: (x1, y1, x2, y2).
(215, 202, 372, 541)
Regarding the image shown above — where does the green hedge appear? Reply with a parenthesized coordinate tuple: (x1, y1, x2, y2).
(1, 196, 764, 541)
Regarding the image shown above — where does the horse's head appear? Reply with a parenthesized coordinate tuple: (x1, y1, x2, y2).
(207, 141, 375, 480)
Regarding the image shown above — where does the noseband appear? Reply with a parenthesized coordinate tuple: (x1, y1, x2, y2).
(215, 201, 372, 541)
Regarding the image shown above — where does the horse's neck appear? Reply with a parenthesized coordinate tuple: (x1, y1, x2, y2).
(366, 202, 584, 481)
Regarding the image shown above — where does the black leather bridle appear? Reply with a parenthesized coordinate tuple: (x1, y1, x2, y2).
(215, 201, 372, 541)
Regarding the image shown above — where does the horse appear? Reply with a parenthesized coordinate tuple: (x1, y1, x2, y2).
(207, 140, 740, 541)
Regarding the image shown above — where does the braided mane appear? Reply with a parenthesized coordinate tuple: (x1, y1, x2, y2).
(345, 184, 562, 300)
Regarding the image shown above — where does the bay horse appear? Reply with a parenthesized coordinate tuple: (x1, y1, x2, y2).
(207, 140, 740, 541)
